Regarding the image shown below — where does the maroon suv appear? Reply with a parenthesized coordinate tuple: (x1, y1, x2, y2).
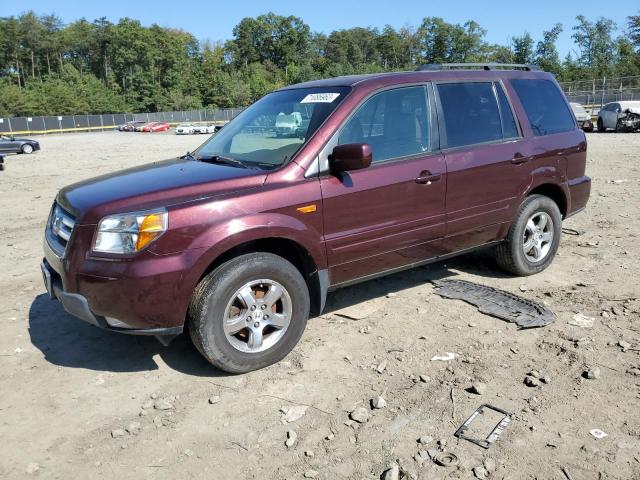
(42, 64, 590, 373)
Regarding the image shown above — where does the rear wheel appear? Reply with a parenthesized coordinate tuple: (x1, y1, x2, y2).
(188, 252, 310, 373)
(496, 195, 562, 276)
(21, 144, 34, 154)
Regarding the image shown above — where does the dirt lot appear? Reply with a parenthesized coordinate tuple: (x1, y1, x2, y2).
(0, 131, 639, 480)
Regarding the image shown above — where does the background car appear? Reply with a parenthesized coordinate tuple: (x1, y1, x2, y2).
(275, 111, 303, 137)
(146, 122, 170, 132)
(192, 124, 221, 134)
(0, 135, 40, 154)
(570, 102, 594, 132)
(118, 120, 146, 132)
(175, 123, 197, 135)
(598, 101, 640, 132)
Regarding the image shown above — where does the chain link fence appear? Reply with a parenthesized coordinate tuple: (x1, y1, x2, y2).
(561, 76, 640, 112)
(0, 108, 245, 136)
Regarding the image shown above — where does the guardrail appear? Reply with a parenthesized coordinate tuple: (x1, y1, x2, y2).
(0, 108, 245, 136)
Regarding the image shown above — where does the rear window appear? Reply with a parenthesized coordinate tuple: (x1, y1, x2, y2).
(436, 82, 503, 149)
(511, 79, 575, 136)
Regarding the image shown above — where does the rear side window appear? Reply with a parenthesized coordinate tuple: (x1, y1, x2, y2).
(496, 84, 519, 139)
(338, 86, 431, 163)
(436, 82, 503, 148)
(511, 79, 575, 136)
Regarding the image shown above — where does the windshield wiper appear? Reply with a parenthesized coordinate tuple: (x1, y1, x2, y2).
(197, 154, 248, 169)
(181, 151, 198, 161)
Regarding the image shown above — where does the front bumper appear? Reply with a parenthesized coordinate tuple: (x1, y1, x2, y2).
(41, 259, 183, 338)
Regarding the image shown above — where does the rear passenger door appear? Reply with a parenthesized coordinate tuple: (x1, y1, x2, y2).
(436, 81, 532, 252)
(320, 85, 447, 285)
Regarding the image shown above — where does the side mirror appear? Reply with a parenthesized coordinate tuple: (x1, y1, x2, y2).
(329, 143, 372, 174)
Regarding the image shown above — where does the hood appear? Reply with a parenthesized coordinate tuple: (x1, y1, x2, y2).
(574, 112, 590, 121)
(624, 107, 640, 115)
(58, 157, 266, 224)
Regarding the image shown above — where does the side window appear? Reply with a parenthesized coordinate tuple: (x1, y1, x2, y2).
(338, 86, 431, 163)
(436, 82, 502, 148)
(496, 83, 520, 139)
(510, 79, 575, 136)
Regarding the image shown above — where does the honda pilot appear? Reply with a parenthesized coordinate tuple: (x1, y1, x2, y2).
(42, 64, 591, 373)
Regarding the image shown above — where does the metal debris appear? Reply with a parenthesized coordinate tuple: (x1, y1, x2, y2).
(432, 452, 460, 467)
(454, 404, 512, 449)
(432, 279, 556, 328)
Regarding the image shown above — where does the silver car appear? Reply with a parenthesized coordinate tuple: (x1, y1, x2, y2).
(597, 101, 640, 132)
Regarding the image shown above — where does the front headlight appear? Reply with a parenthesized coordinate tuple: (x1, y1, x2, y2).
(94, 208, 168, 254)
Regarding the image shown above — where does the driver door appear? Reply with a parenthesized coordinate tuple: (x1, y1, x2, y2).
(320, 85, 447, 285)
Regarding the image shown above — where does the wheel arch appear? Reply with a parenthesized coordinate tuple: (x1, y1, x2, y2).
(527, 183, 568, 218)
(193, 236, 327, 318)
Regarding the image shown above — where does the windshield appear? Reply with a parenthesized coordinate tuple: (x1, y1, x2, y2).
(195, 86, 351, 170)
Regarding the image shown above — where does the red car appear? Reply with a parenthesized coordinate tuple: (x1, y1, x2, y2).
(42, 63, 590, 373)
(141, 122, 170, 132)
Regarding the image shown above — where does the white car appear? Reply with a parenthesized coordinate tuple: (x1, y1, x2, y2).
(192, 124, 221, 134)
(597, 101, 640, 132)
(175, 124, 197, 135)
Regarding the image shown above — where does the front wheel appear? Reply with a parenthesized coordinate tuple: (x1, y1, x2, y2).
(21, 144, 34, 154)
(188, 252, 310, 373)
(496, 195, 562, 276)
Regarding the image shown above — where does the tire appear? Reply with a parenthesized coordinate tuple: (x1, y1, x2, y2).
(21, 144, 34, 154)
(188, 252, 310, 373)
(496, 195, 562, 276)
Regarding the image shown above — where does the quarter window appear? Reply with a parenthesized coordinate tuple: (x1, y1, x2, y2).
(496, 83, 519, 139)
(510, 79, 575, 136)
(436, 82, 503, 148)
(338, 86, 431, 163)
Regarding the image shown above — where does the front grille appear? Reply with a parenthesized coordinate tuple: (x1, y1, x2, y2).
(46, 203, 76, 257)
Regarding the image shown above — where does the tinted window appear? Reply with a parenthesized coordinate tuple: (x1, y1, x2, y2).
(437, 82, 502, 148)
(496, 84, 519, 139)
(511, 79, 575, 136)
(338, 86, 431, 162)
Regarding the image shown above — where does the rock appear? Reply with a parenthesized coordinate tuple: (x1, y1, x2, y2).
(524, 376, 540, 387)
(371, 396, 387, 409)
(376, 360, 388, 374)
(470, 382, 487, 395)
(111, 429, 126, 438)
(584, 367, 600, 380)
(484, 458, 496, 473)
(383, 463, 400, 480)
(473, 465, 489, 479)
(601, 310, 610, 318)
(541, 376, 551, 384)
(418, 435, 433, 445)
(387, 292, 397, 298)
(626, 367, 640, 376)
(281, 405, 308, 423)
(350, 407, 370, 423)
(437, 438, 447, 447)
(304, 470, 319, 478)
(569, 313, 594, 328)
(419, 375, 431, 383)
(528, 370, 541, 378)
(125, 421, 141, 435)
(141, 399, 154, 409)
(154, 398, 173, 410)
(150, 393, 158, 399)
(414, 450, 430, 466)
(305, 450, 314, 457)
(26, 462, 40, 475)
(208, 395, 220, 405)
(325, 433, 335, 441)
(618, 340, 631, 351)
(611, 305, 624, 316)
(285, 430, 297, 448)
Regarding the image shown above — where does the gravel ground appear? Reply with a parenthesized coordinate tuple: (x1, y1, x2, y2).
(0, 131, 639, 479)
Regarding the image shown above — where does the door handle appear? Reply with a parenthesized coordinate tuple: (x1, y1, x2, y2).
(511, 153, 532, 165)
(415, 171, 442, 184)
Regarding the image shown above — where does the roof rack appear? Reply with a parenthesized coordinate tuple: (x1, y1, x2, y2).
(416, 63, 541, 72)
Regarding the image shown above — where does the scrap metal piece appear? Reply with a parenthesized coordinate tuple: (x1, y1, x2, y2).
(432, 279, 556, 328)
(432, 452, 459, 467)
(454, 404, 511, 449)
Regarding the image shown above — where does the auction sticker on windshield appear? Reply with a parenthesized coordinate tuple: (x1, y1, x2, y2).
(300, 93, 341, 103)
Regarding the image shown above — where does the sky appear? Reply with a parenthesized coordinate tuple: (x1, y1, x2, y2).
(1, 0, 638, 58)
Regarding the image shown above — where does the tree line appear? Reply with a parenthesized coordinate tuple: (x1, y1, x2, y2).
(1, 11, 639, 117)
